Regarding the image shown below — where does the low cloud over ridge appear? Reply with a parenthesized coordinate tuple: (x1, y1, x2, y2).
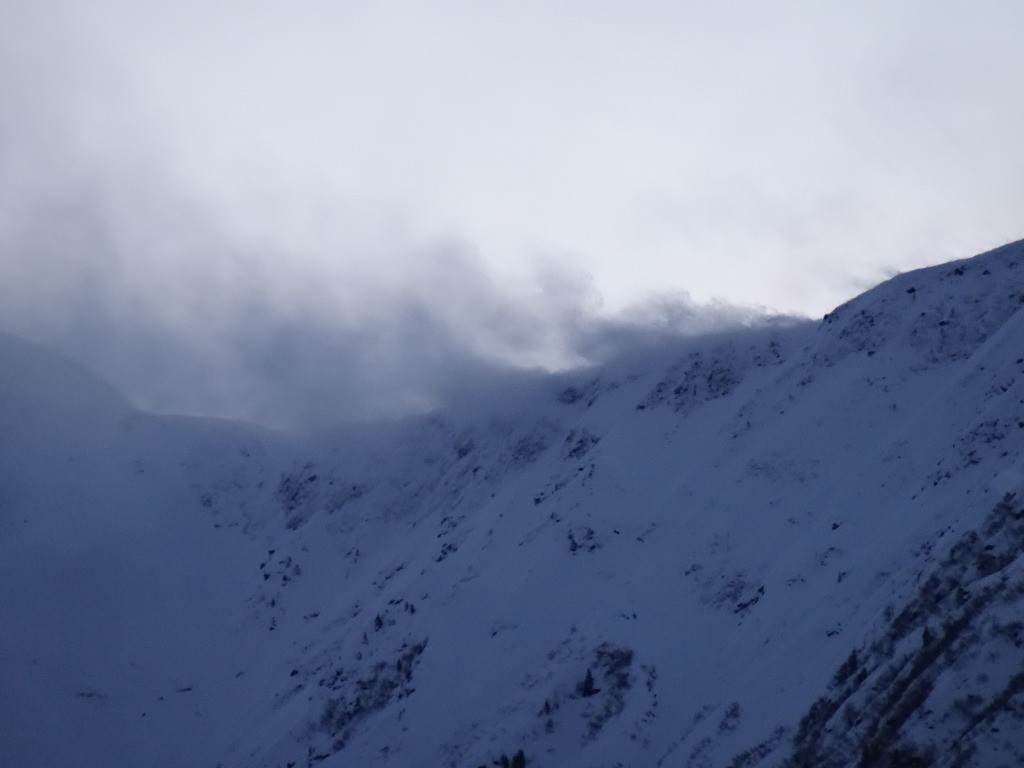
(0, 180, 767, 430)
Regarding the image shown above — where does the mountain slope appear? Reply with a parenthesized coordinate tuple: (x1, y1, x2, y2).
(1, 241, 1023, 768)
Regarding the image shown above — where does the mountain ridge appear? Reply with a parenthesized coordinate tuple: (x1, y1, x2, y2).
(2, 240, 1023, 767)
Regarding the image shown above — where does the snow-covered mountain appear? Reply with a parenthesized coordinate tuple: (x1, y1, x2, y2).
(3, 240, 1024, 768)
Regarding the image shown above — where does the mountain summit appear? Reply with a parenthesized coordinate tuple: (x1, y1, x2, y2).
(2, 241, 1024, 767)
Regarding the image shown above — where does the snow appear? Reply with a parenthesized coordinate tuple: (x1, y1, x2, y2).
(2, 240, 1024, 767)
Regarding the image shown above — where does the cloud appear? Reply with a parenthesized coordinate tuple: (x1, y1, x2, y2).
(0, 24, 762, 433)
(7, 1, 1024, 319)
(4, 1, 1023, 429)
(0, 168, 765, 430)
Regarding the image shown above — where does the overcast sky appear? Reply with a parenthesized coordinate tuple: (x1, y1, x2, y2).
(2, 1, 1023, 427)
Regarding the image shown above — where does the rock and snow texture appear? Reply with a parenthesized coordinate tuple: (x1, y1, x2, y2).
(2, 240, 1024, 767)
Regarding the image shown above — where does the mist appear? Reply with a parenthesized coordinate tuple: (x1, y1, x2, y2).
(0, 172, 766, 429)
(3, 2, 1023, 427)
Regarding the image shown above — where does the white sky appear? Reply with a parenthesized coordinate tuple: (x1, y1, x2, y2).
(2, 1, 1023, 424)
